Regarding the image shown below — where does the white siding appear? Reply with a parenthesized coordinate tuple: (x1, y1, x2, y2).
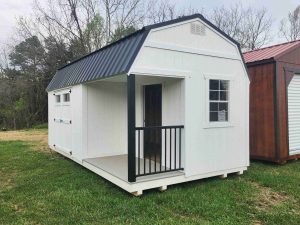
(85, 81, 127, 158)
(288, 74, 300, 155)
(130, 18, 249, 177)
(48, 85, 84, 159)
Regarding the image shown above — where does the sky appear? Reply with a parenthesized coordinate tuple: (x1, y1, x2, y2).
(0, 0, 299, 48)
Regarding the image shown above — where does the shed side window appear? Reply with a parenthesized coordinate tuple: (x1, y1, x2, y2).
(55, 95, 61, 103)
(209, 79, 229, 122)
(63, 93, 70, 102)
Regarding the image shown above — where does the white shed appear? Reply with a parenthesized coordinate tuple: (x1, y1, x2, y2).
(47, 14, 250, 195)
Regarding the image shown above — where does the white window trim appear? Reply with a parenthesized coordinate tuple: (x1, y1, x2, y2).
(54, 94, 61, 106)
(54, 89, 71, 106)
(62, 92, 71, 106)
(203, 74, 235, 129)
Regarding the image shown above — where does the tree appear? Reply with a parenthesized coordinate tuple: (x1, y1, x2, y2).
(8, 36, 47, 128)
(280, 5, 300, 41)
(243, 8, 273, 50)
(109, 25, 137, 43)
(210, 4, 273, 50)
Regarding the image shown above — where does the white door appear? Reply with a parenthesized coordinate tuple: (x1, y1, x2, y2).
(288, 74, 300, 155)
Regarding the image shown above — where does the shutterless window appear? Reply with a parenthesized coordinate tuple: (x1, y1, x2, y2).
(209, 79, 229, 122)
(63, 93, 70, 102)
(55, 95, 61, 103)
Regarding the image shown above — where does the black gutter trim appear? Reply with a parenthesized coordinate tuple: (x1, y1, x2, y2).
(144, 13, 240, 46)
(144, 13, 250, 81)
(246, 58, 275, 68)
(274, 61, 280, 162)
(58, 13, 243, 72)
(50, 13, 249, 91)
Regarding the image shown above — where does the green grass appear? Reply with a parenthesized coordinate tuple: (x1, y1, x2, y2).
(31, 123, 48, 130)
(0, 141, 300, 225)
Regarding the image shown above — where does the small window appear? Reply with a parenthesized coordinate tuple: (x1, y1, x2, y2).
(55, 95, 61, 103)
(209, 79, 229, 122)
(63, 93, 70, 102)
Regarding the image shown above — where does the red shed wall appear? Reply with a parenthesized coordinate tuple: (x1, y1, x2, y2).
(248, 62, 276, 161)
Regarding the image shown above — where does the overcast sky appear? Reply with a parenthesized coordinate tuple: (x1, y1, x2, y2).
(0, 0, 299, 48)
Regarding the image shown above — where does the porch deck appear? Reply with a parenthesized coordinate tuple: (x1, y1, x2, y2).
(83, 154, 184, 183)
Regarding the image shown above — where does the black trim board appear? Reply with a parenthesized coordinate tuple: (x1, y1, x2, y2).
(246, 58, 275, 68)
(48, 13, 250, 91)
(127, 74, 136, 182)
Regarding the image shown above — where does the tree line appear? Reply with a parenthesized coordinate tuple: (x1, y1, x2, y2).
(0, 0, 300, 129)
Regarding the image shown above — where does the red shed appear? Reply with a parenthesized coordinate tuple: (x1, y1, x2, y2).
(244, 40, 300, 163)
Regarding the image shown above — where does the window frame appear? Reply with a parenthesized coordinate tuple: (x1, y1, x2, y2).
(62, 93, 71, 104)
(54, 89, 71, 106)
(55, 94, 61, 106)
(204, 74, 234, 128)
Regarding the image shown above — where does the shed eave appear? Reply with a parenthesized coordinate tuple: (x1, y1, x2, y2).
(245, 58, 275, 67)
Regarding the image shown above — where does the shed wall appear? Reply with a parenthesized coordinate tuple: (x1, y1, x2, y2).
(48, 85, 84, 160)
(247, 63, 276, 160)
(277, 46, 300, 161)
(130, 19, 249, 177)
(85, 81, 128, 158)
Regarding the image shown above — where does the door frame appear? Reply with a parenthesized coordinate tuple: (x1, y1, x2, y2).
(284, 66, 300, 156)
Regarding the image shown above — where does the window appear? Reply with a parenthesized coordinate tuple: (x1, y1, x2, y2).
(209, 79, 229, 122)
(55, 95, 61, 103)
(63, 93, 70, 102)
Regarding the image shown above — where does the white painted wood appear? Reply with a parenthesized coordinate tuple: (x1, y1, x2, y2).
(288, 74, 300, 155)
(85, 81, 127, 158)
(48, 85, 83, 158)
(144, 41, 240, 60)
(159, 185, 167, 192)
(130, 19, 249, 177)
(48, 16, 249, 194)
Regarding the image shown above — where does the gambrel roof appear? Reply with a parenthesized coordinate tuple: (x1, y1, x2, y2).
(47, 14, 242, 91)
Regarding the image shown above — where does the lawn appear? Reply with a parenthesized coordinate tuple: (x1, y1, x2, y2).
(0, 130, 300, 225)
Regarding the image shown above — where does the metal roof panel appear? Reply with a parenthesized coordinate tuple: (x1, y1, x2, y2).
(243, 40, 300, 64)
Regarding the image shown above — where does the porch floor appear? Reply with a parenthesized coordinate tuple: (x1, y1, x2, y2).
(83, 154, 184, 183)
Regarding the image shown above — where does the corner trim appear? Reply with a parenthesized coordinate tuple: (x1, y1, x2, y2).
(274, 62, 280, 161)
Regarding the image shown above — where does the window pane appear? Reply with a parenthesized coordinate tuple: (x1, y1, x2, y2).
(217, 110, 227, 121)
(64, 93, 70, 102)
(209, 80, 219, 90)
(220, 91, 228, 101)
(209, 91, 219, 100)
(55, 95, 60, 103)
(219, 103, 228, 111)
(220, 80, 229, 90)
(210, 102, 218, 111)
(210, 112, 218, 121)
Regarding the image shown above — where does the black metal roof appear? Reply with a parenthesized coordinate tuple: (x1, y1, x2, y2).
(47, 14, 244, 91)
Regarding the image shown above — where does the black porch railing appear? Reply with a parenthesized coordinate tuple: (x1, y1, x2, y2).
(135, 125, 184, 178)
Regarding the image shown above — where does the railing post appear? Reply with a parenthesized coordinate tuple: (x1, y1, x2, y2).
(127, 74, 136, 182)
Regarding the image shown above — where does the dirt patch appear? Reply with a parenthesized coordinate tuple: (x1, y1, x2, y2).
(0, 129, 49, 152)
(252, 219, 263, 225)
(0, 171, 17, 191)
(250, 181, 288, 211)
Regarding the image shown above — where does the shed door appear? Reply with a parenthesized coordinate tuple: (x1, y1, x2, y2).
(144, 84, 162, 161)
(288, 74, 300, 155)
